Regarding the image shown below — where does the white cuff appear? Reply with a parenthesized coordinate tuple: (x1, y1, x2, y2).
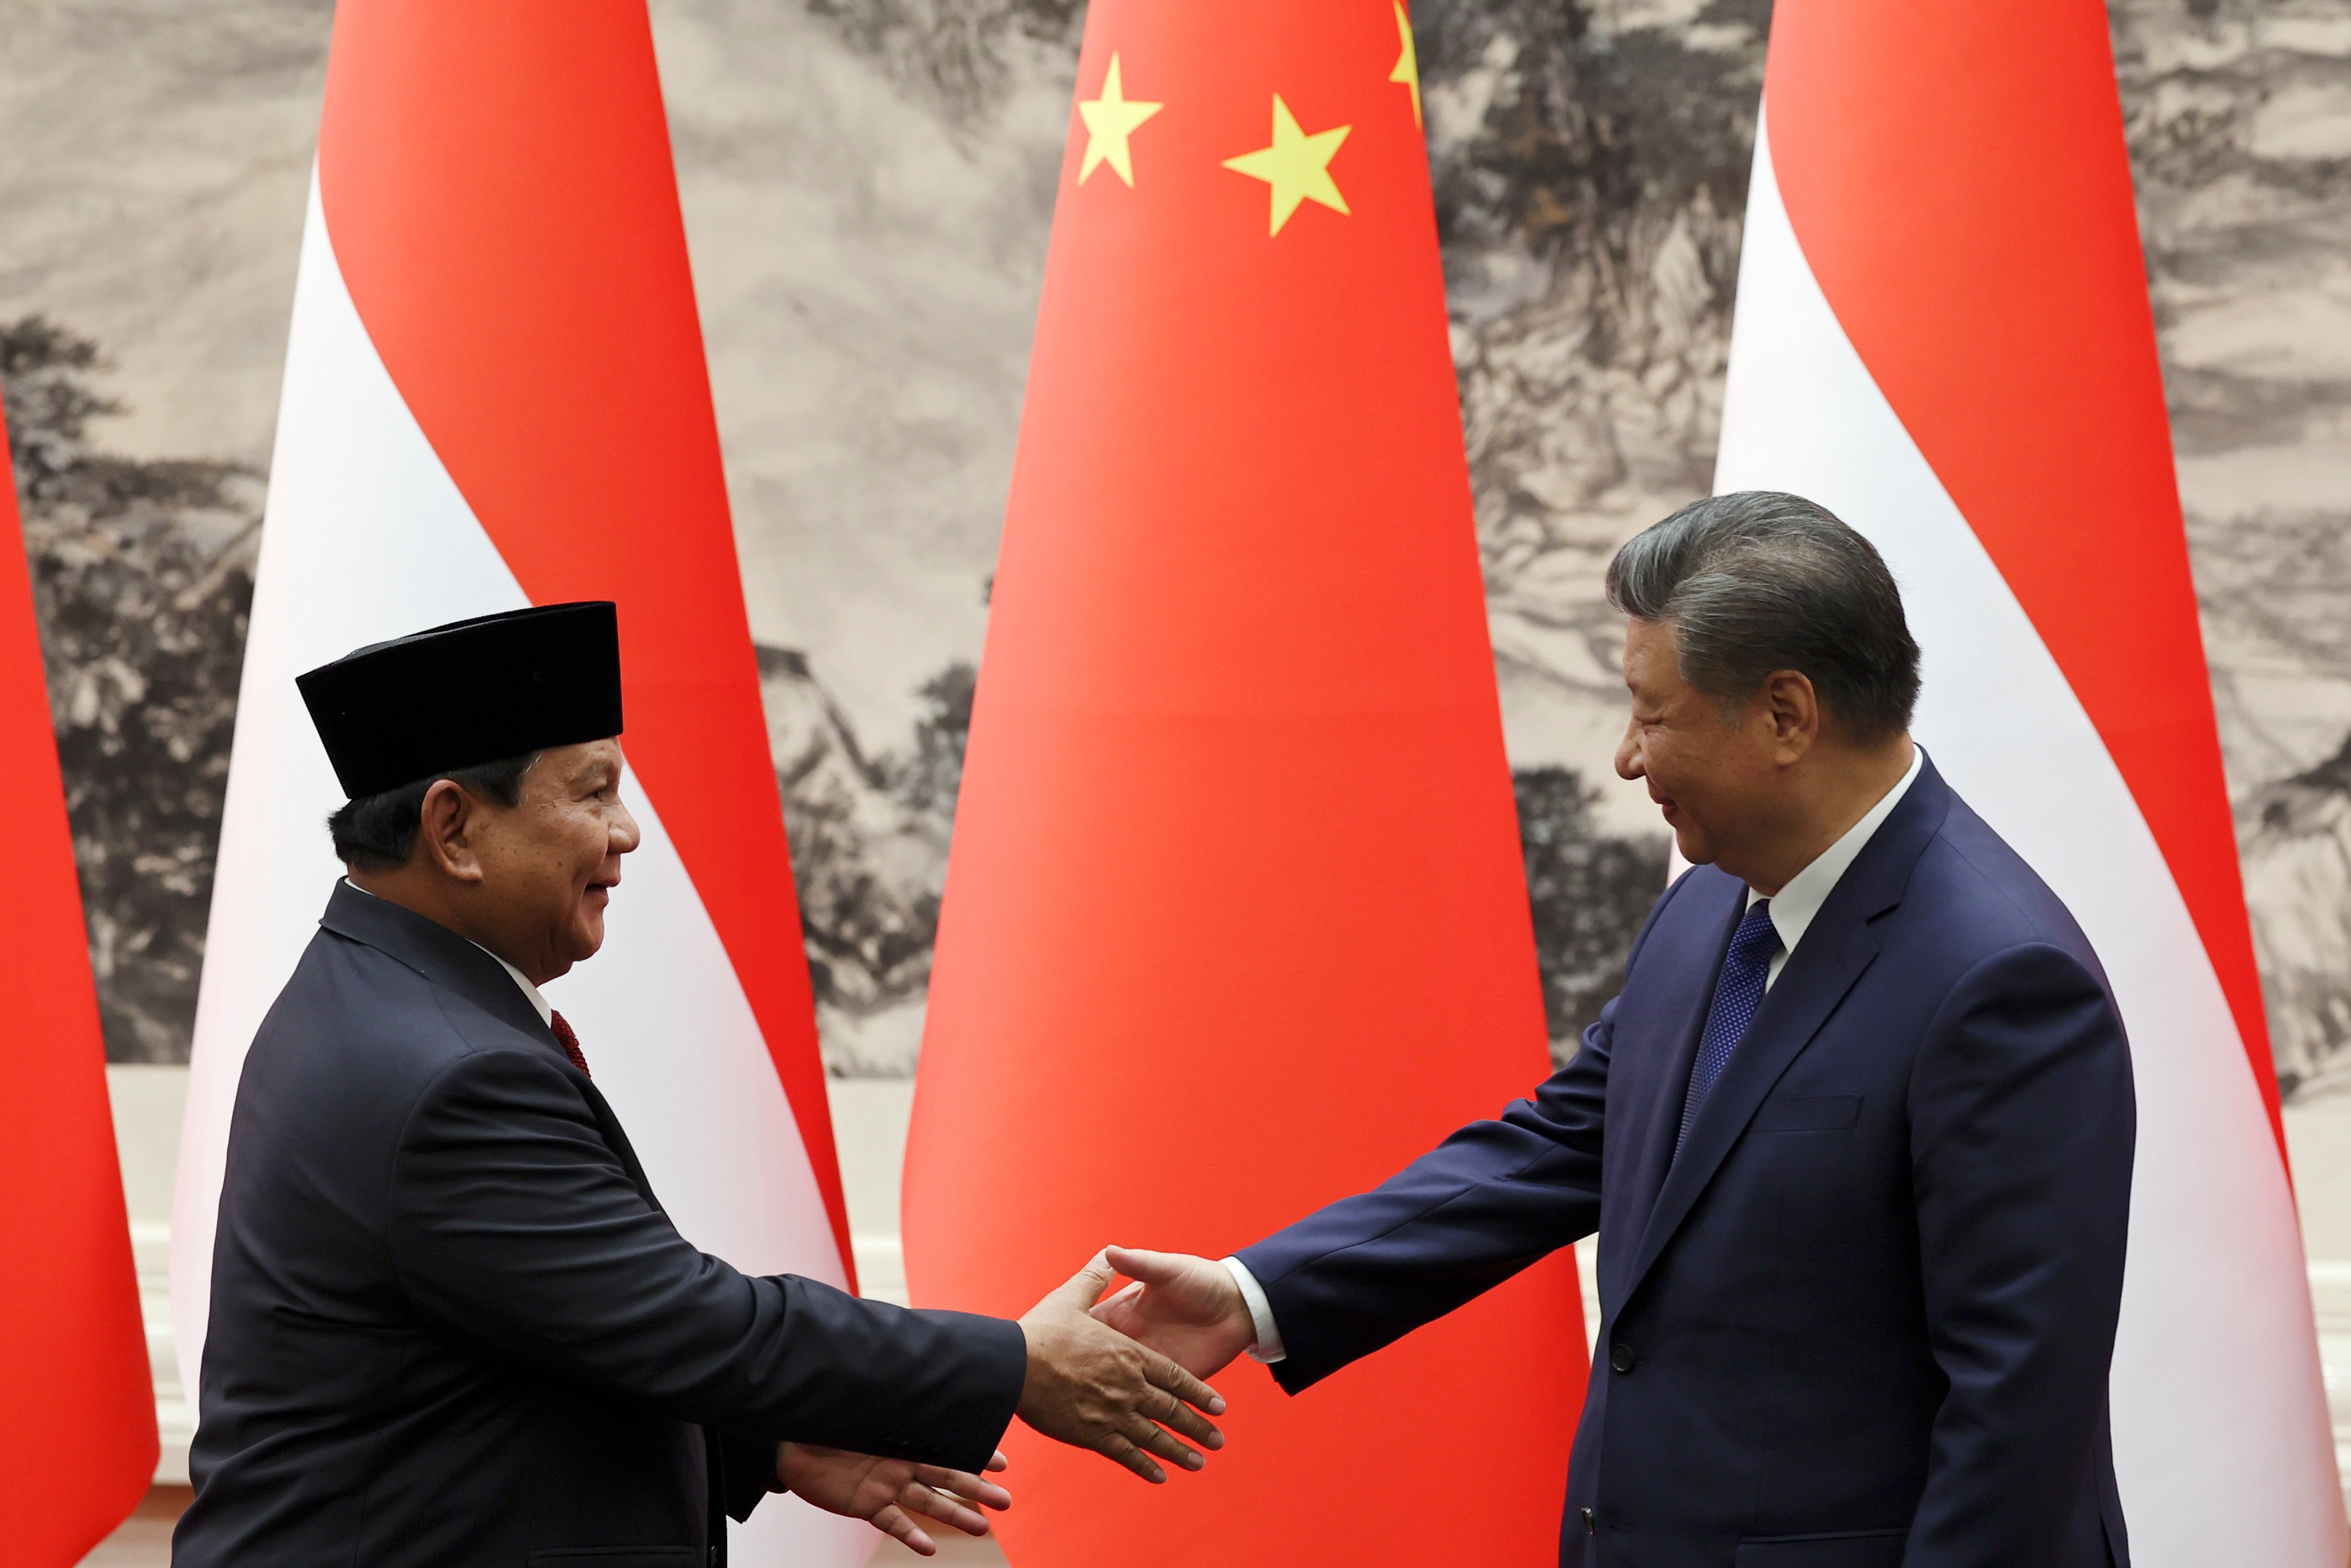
(1221, 1256, 1286, 1364)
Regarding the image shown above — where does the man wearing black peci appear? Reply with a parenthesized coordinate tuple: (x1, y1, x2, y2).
(175, 603, 1224, 1567)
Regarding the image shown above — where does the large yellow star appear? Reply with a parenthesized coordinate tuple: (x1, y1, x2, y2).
(1390, 2, 1422, 128)
(1222, 95, 1351, 236)
(1077, 54, 1162, 187)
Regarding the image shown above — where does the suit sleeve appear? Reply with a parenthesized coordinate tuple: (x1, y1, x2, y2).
(1229, 875, 1701, 1392)
(1234, 1004, 1611, 1393)
(382, 1047, 1027, 1471)
(1906, 942, 2134, 1568)
(715, 1426, 782, 1525)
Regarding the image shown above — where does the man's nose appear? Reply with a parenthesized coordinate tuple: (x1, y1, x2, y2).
(612, 804, 643, 855)
(1615, 718, 1645, 782)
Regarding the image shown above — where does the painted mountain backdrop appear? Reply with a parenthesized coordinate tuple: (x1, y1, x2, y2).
(7, 0, 2351, 1099)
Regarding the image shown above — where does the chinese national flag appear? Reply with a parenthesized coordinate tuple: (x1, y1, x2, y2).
(0, 391, 156, 1559)
(904, 3, 1586, 1564)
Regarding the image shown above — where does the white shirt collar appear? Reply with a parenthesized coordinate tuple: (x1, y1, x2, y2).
(1748, 745, 1923, 988)
(479, 947, 554, 1027)
(341, 878, 553, 1026)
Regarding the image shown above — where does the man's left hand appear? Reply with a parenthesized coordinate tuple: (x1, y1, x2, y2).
(774, 1442, 1010, 1557)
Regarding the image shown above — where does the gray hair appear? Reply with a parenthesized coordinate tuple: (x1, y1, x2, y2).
(1605, 491, 1920, 742)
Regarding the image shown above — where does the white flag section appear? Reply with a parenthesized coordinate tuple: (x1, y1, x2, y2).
(1716, 100, 2342, 1564)
(172, 180, 868, 1565)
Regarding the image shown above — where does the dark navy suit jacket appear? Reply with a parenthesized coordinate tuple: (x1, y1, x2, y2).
(175, 883, 1027, 1567)
(1236, 759, 2134, 1568)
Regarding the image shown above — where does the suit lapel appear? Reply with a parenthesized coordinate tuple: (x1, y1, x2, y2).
(319, 880, 569, 1061)
(1619, 758, 1954, 1308)
(320, 881, 663, 1209)
(577, 1081, 666, 1209)
(1614, 876, 1745, 1245)
(1622, 920, 1881, 1302)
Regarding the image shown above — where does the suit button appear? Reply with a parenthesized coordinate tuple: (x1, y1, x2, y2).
(1609, 1342, 1636, 1374)
(1582, 1506, 1597, 1534)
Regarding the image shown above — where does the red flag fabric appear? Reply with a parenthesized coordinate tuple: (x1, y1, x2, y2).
(1713, 1, 2342, 1559)
(310, 5, 850, 1255)
(903, 2, 1585, 1563)
(0, 390, 156, 1559)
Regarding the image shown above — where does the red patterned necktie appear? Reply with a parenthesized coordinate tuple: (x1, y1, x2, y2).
(550, 1010, 591, 1078)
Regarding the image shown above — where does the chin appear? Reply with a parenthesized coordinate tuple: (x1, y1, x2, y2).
(569, 918, 606, 963)
(1673, 826, 1718, 866)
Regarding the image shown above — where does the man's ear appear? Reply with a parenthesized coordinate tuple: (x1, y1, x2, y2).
(416, 779, 487, 884)
(1762, 669, 1820, 761)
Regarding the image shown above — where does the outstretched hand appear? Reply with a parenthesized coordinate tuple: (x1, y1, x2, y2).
(1091, 1246, 1259, 1380)
(1017, 1250, 1228, 1483)
(775, 1443, 1009, 1558)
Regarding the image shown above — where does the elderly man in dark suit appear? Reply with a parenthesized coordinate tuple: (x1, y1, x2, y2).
(1094, 493, 2137, 1568)
(175, 603, 1224, 1567)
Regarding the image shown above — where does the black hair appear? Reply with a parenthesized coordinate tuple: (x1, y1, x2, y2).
(326, 751, 540, 870)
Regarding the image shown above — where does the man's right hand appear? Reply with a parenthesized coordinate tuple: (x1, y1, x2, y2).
(1016, 1251, 1228, 1483)
(1090, 1246, 1259, 1379)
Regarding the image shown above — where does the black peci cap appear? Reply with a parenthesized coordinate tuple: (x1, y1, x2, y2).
(297, 602, 624, 799)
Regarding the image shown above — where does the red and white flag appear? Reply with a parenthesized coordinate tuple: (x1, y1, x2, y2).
(1, 389, 156, 1561)
(1716, 2, 2342, 1560)
(171, 8, 862, 1560)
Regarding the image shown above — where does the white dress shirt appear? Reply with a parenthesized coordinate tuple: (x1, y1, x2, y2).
(1752, 744, 1922, 991)
(1222, 744, 1924, 1364)
(341, 878, 553, 1026)
(481, 947, 554, 1026)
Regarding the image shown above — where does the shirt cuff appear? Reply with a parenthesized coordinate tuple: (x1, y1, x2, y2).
(1221, 1256, 1286, 1364)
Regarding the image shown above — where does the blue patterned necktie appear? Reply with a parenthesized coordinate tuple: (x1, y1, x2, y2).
(1676, 899, 1780, 1156)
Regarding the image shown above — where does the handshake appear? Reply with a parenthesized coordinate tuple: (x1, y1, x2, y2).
(781, 1245, 1259, 1556)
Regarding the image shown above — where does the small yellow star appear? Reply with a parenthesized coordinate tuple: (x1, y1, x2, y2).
(1077, 53, 1162, 187)
(1222, 95, 1351, 236)
(1390, 2, 1422, 128)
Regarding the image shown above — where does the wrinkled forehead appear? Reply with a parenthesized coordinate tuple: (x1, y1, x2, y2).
(533, 737, 626, 787)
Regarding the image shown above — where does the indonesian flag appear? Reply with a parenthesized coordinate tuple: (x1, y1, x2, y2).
(903, 1, 1584, 1563)
(0, 391, 156, 1560)
(171, 8, 863, 1560)
(1715, 2, 2344, 1561)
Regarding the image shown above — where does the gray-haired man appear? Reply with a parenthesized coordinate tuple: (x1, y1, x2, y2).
(1096, 492, 2136, 1568)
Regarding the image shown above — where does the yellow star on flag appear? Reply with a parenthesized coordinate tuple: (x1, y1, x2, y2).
(1222, 95, 1351, 236)
(1390, 2, 1422, 128)
(1077, 53, 1162, 187)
